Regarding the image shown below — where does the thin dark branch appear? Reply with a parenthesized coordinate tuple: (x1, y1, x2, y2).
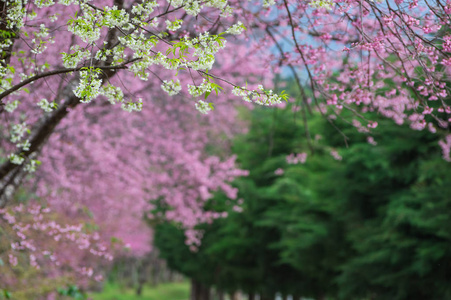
(0, 59, 139, 101)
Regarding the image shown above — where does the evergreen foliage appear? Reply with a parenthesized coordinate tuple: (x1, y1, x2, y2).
(155, 98, 451, 299)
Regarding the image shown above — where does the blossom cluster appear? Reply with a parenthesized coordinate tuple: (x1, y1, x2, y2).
(73, 68, 103, 104)
(0, 203, 111, 282)
(286, 153, 308, 164)
(195, 100, 213, 114)
(161, 79, 182, 96)
(37, 98, 56, 113)
(188, 79, 214, 97)
(166, 19, 183, 31)
(232, 85, 286, 106)
(438, 135, 451, 162)
(226, 22, 246, 35)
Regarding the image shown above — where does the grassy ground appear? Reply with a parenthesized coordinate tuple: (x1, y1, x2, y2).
(89, 281, 190, 300)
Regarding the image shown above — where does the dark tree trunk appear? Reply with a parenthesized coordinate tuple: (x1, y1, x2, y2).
(248, 292, 255, 300)
(260, 294, 273, 300)
(191, 279, 202, 300)
(317, 294, 326, 300)
(136, 267, 147, 295)
(136, 283, 143, 296)
(199, 284, 210, 300)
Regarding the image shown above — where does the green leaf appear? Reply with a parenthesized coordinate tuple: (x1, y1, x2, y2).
(7, 65, 15, 74)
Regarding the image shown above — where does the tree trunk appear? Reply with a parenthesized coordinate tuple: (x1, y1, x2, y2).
(199, 284, 210, 300)
(260, 294, 273, 300)
(248, 292, 255, 300)
(190, 279, 199, 300)
(317, 294, 325, 300)
(136, 264, 147, 295)
(136, 283, 143, 296)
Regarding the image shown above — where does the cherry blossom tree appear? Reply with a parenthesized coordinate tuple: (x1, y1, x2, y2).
(228, 0, 451, 154)
(0, 0, 265, 291)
